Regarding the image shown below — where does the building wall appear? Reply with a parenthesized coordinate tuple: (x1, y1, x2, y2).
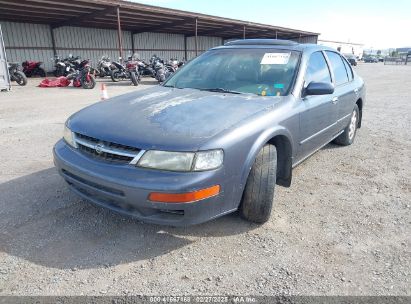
(1, 22, 54, 70)
(1, 21, 224, 70)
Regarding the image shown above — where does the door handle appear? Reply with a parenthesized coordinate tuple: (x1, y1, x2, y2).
(332, 97, 339, 104)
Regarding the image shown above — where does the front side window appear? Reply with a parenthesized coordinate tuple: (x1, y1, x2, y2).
(164, 48, 300, 96)
(325, 51, 349, 86)
(304, 51, 332, 85)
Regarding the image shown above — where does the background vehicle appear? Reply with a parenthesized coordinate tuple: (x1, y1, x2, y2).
(22, 60, 46, 77)
(364, 56, 378, 63)
(97, 56, 113, 78)
(53, 55, 74, 77)
(54, 40, 365, 226)
(343, 53, 357, 66)
(8, 62, 27, 86)
(110, 57, 139, 85)
(125, 60, 139, 86)
(66, 59, 95, 89)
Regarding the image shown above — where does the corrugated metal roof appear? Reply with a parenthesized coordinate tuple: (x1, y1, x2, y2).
(0, 0, 319, 39)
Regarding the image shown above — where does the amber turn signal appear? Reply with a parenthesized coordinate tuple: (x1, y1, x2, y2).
(148, 185, 220, 203)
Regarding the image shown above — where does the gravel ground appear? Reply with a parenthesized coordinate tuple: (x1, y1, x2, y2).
(0, 64, 410, 296)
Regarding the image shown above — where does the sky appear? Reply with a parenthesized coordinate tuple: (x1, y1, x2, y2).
(133, 0, 411, 49)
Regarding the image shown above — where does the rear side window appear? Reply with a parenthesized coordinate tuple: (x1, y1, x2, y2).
(325, 51, 349, 86)
(342, 57, 353, 81)
(304, 51, 332, 85)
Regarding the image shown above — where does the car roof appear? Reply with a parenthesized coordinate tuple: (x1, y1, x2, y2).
(212, 39, 334, 53)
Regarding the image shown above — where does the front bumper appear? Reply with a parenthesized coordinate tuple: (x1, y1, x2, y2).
(53, 140, 235, 226)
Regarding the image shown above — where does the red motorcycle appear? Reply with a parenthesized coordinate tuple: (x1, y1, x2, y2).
(22, 61, 46, 77)
(67, 59, 96, 89)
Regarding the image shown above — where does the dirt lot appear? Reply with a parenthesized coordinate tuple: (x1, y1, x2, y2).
(0, 64, 410, 296)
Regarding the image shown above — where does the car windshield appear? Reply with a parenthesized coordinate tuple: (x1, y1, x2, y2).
(164, 48, 300, 96)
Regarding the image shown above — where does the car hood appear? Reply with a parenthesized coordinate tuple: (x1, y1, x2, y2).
(68, 86, 283, 151)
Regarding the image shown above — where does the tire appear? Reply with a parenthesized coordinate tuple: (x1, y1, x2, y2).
(333, 104, 359, 146)
(81, 74, 96, 89)
(54, 69, 62, 77)
(239, 144, 277, 223)
(130, 71, 138, 86)
(14, 71, 28, 86)
(110, 70, 120, 82)
(37, 68, 46, 77)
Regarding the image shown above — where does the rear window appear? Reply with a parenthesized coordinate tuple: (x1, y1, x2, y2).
(342, 57, 353, 81)
(325, 51, 349, 86)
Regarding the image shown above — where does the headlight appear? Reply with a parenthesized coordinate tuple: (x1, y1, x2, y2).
(138, 150, 195, 171)
(63, 124, 77, 148)
(193, 150, 224, 171)
(137, 149, 223, 172)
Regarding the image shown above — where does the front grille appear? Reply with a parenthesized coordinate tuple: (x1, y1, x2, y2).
(74, 132, 141, 164)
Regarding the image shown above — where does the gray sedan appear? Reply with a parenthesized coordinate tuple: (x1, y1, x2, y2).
(54, 39, 365, 226)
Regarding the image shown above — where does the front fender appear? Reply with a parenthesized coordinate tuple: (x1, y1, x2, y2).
(240, 126, 294, 189)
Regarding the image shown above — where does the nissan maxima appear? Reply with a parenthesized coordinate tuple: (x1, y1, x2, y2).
(54, 39, 365, 226)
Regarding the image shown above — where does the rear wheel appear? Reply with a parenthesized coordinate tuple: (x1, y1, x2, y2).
(333, 104, 359, 146)
(239, 144, 277, 223)
(15, 71, 28, 86)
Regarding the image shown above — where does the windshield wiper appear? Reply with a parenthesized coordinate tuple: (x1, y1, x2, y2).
(197, 87, 242, 94)
(163, 84, 183, 89)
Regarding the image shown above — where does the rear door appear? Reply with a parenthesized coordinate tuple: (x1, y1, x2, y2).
(0, 24, 11, 91)
(324, 51, 356, 131)
(299, 51, 339, 158)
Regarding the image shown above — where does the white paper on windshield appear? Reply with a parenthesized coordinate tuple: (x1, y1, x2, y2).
(260, 53, 290, 65)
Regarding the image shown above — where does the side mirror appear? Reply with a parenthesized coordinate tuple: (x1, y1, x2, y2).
(304, 81, 334, 96)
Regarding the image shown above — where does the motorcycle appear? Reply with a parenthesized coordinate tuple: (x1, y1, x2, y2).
(136, 60, 155, 78)
(153, 59, 173, 83)
(8, 62, 27, 86)
(126, 61, 139, 86)
(97, 56, 113, 78)
(66, 59, 96, 89)
(110, 58, 139, 86)
(22, 60, 46, 77)
(53, 55, 74, 77)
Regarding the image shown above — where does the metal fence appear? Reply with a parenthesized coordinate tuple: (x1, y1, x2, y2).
(384, 55, 410, 65)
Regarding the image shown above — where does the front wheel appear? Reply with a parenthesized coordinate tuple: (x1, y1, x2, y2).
(14, 71, 28, 86)
(130, 71, 139, 86)
(333, 104, 359, 146)
(239, 144, 277, 223)
(37, 68, 46, 77)
(110, 69, 120, 82)
(81, 74, 96, 89)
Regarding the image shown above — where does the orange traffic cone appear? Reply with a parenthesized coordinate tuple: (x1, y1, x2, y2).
(101, 83, 109, 100)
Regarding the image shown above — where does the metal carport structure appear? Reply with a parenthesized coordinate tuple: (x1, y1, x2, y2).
(0, 0, 319, 69)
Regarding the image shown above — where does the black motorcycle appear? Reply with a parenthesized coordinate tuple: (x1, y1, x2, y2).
(136, 60, 155, 78)
(53, 55, 74, 77)
(8, 62, 27, 86)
